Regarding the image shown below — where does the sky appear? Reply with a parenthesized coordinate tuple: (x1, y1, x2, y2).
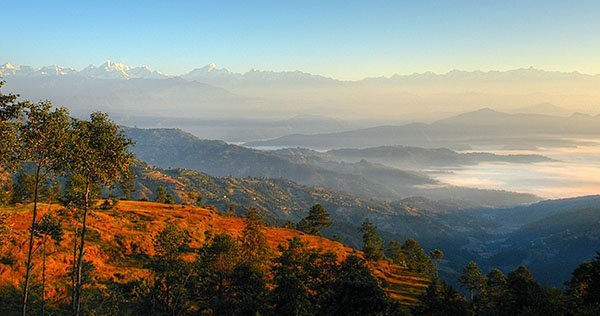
(2, 0, 600, 80)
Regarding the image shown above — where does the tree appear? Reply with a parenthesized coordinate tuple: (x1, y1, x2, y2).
(414, 280, 469, 316)
(34, 213, 64, 316)
(155, 186, 167, 203)
(193, 233, 267, 315)
(164, 193, 175, 204)
(240, 208, 269, 267)
(430, 248, 444, 278)
(11, 171, 35, 203)
(505, 266, 550, 315)
(19, 102, 71, 316)
(484, 268, 508, 315)
(360, 219, 384, 261)
(398, 239, 434, 274)
(62, 173, 99, 208)
(271, 237, 315, 316)
(68, 112, 134, 315)
(0, 80, 25, 171)
(459, 261, 486, 308)
(296, 204, 331, 235)
(567, 252, 600, 313)
(149, 223, 192, 315)
(321, 255, 391, 316)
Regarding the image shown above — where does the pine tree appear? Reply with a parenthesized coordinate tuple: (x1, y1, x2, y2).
(240, 208, 269, 267)
(150, 223, 192, 315)
(296, 204, 331, 235)
(459, 261, 486, 304)
(321, 255, 390, 316)
(397, 238, 434, 274)
(505, 266, 550, 315)
(484, 268, 508, 315)
(567, 252, 600, 311)
(360, 219, 384, 261)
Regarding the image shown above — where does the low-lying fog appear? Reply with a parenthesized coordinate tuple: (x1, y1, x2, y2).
(428, 141, 600, 199)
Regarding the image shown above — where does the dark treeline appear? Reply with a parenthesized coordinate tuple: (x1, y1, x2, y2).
(2, 80, 600, 315)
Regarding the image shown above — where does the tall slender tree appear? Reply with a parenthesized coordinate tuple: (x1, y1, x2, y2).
(19, 102, 71, 316)
(430, 248, 445, 278)
(240, 208, 269, 267)
(34, 213, 64, 316)
(68, 112, 134, 315)
(360, 219, 384, 261)
(459, 260, 486, 312)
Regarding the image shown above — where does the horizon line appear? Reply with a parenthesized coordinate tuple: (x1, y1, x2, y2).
(2, 60, 599, 82)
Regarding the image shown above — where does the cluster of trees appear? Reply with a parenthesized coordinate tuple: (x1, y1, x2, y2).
(294, 204, 437, 276)
(75, 210, 401, 315)
(0, 81, 134, 315)
(418, 256, 600, 315)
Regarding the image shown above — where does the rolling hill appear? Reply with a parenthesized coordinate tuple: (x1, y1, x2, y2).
(0, 201, 429, 307)
(125, 127, 540, 208)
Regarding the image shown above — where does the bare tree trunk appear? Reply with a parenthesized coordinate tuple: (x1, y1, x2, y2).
(21, 162, 41, 316)
(41, 237, 46, 316)
(73, 181, 90, 316)
(71, 225, 78, 312)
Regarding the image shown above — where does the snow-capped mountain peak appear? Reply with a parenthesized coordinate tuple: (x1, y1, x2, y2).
(0, 62, 17, 76)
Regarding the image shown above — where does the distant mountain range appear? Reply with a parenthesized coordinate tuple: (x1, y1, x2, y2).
(3, 60, 599, 124)
(124, 127, 540, 208)
(3, 61, 599, 83)
(245, 108, 600, 150)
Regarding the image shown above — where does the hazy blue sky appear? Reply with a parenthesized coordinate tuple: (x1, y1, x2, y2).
(2, 1, 600, 79)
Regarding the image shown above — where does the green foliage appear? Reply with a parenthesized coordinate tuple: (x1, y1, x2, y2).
(68, 112, 134, 188)
(459, 261, 486, 313)
(11, 171, 35, 203)
(0, 81, 25, 171)
(483, 268, 508, 315)
(155, 185, 167, 203)
(321, 255, 393, 316)
(388, 239, 434, 274)
(193, 233, 268, 315)
(240, 208, 269, 267)
(414, 279, 469, 316)
(505, 266, 552, 315)
(296, 203, 331, 235)
(34, 213, 64, 245)
(153, 223, 191, 259)
(146, 223, 192, 315)
(271, 237, 348, 315)
(459, 261, 486, 300)
(567, 252, 600, 313)
(154, 185, 175, 204)
(164, 193, 175, 204)
(361, 218, 384, 261)
(62, 173, 100, 208)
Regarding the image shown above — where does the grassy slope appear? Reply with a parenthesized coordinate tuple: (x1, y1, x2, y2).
(0, 201, 428, 306)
